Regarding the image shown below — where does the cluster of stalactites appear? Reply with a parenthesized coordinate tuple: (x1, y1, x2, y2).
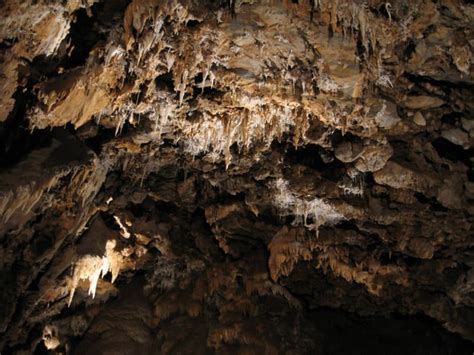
(273, 178, 345, 232)
(67, 240, 124, 306)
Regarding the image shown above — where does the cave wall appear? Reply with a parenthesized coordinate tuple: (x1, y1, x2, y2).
(0, 0, 473, 353)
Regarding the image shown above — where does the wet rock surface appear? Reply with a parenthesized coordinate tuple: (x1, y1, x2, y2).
(0, 0, 473, 353)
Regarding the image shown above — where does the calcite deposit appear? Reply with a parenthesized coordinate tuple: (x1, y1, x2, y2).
(0, 0, 473, 353)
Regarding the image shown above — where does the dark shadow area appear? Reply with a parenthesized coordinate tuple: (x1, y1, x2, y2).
(432, 137, 472, 165)
(155, 72, 176, 92)
(310, 308, 474, 355)
(285, 143, 345, 181)
(0, 88, 51, 169)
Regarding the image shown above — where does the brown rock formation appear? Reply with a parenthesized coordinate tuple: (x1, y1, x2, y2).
(0, 0, 473, 353)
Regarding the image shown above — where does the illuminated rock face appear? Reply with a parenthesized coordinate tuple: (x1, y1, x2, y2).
(0, 0, 473, 353)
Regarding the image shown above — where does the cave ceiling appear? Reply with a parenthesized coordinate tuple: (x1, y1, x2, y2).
(0, 0, 474, 353)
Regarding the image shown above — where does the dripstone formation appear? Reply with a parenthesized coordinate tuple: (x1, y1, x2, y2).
(0, 0, 473, 353)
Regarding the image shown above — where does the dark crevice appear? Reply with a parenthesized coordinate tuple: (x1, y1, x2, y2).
(128, 201, 146, 218)
(441, 112, 463, 125)
(429, 201, 449, 212)
(284, 143, 345, 181)
(155, 72, 176, 92)
(0, 85, 51, 169)
(403, 39, 417, 62)
(191, 73, 226, 100)
(335, 220, 360, 232)
(67, 1, 130, 69)
(414, 193, 450, 212)
(364, 172, 376, 189)
(33, 338, 48, 355)
(202, 86, 225, 98)
(377, 3, 398, 21)
(186, 19, 201, 28)
(414, 192, 430, 204)
(63, 8, 105, 70)
(432, 137, 472, 166)
(405, 73, 474, 89)
(84, 125, 116, 154)
(30, 54, 67, 79)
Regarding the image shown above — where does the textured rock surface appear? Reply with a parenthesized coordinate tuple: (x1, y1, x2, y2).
(0, 0, 473, 353)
